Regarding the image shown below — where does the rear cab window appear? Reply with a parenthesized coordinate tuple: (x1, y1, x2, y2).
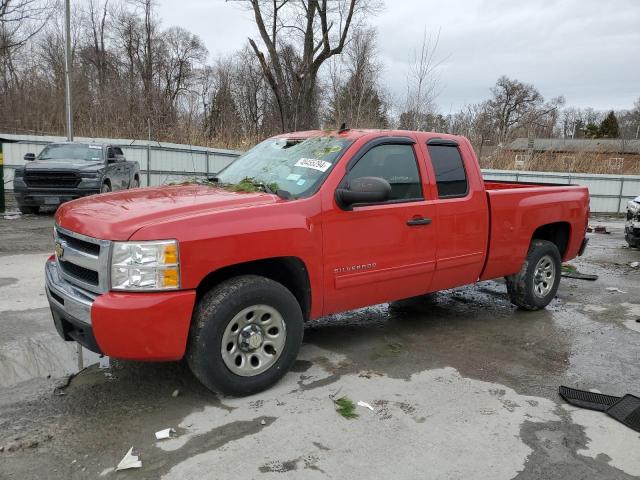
(426, 141, 469, 198)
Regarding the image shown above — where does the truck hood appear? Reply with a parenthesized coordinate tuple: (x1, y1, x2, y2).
(55, 184, 279, 240)
(25, 160, 104, 172)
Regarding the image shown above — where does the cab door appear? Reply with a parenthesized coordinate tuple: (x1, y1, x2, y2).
(321, 137, 437, 315)
(113, 147, 129, 188)
(104, 146, 121, 190)
(421, 138, 489, 291)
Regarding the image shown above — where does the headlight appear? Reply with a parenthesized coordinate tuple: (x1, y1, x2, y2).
(110, 240, 180, 290)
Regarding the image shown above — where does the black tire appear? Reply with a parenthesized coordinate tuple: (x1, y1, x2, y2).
(187, 275, 304, 396)
(505, 239, 561, 311)
(132, 177, 139, 188)
(101, 182, 111, 193)
(18, 205, 39, 214)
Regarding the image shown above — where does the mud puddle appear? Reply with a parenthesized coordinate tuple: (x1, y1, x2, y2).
(0, 333, 105, 388)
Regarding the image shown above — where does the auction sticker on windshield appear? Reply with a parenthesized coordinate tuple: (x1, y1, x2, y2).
(294, 158, 332, 172)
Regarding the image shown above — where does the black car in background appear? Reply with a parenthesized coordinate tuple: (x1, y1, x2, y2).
(13, 142, 140, 214)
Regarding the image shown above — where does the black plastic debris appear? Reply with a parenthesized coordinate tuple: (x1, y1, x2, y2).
(561, 271, 599, 281)
(559, 386, 640, 433)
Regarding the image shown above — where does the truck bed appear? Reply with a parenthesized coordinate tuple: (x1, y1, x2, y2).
(479, 180, 590, 280)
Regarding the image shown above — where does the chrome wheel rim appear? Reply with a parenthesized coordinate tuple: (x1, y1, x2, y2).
(533, 255, 555, 298)
(221, 304, 286, 377)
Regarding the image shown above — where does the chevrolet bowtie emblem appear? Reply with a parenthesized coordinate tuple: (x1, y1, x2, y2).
(55, 242, 64, 259)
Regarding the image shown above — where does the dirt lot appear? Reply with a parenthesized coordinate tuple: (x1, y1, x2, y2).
(0, 213, 639, 479)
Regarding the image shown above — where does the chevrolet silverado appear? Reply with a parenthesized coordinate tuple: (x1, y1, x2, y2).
(46, 129, 590, 395)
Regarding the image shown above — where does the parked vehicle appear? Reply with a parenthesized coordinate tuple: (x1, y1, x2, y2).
(626, 195, 640, 247)
(45, 129, 590, 395)
(13, 142, 140, 214)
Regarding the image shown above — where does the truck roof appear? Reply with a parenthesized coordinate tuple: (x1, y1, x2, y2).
(273, 128, 465, 143)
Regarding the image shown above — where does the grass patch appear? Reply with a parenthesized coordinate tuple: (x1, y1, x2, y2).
(334, 396, 358, 419)
(385, 337, 405, 355)
(561, 263, 577, 273)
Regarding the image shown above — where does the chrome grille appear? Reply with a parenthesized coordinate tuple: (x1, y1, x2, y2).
(54, 225, 112, 294)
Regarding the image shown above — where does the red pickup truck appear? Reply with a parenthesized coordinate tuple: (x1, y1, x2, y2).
(47, 129, 589, 395)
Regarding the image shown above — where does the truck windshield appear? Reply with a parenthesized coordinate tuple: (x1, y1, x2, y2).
(215, 136, 352, 198)
(38, 144, 103, 161)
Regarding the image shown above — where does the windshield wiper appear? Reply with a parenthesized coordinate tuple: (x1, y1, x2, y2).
(252, 181, 292, 200)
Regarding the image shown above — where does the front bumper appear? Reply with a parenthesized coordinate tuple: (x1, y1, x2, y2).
(14, 179, 100, 207)
(45, 258, 197, 360)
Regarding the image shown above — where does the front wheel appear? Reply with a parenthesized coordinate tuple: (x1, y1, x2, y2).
(100, 182, 111, 193)
(506, 239, 561, 311)
(18, 205, 39, 214)
(187, 275, 303, 396)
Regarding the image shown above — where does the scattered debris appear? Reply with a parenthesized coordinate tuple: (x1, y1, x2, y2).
(116, 447, 142, 471)
(3, 213, 21, 220)
(357, 401, 375, 411)
(561, 268, 599, 281)
(606, 287, 627, 293)
(98, 356, 110, 369)
(630, 261, 639, 268)
(260, 419, 266, 426)
(559, 386, 640, 433)
(334, 396, 358, 419)
(171, 389, 180, 398)
(154, 428, 175, 440)
(587, 225, 610, 234)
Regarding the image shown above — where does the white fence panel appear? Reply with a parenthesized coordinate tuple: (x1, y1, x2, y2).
(482, 169, 640, 213)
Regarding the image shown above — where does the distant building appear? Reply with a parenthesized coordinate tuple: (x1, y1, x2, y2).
(499, 138, 640, 174)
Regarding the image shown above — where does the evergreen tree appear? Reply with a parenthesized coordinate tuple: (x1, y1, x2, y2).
(599, 110, 620, 138)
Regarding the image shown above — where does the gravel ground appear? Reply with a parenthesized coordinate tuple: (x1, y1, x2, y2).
(0, 213, 639, 479)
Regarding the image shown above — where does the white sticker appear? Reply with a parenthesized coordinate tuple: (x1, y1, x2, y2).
(294, 158, 332, 172)
(286, 173, 302, 181)
(296, 179, 306, 186)
(89, 145, 102, 149)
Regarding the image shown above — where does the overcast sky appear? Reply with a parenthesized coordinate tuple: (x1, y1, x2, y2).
(156, 0, 640, 113)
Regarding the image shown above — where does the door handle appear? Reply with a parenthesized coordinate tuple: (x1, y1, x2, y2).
(406, 217, 432, 226)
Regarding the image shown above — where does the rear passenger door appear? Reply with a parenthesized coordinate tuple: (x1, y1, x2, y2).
(321, 137, 438, 314)
(422, 139, 489, 291)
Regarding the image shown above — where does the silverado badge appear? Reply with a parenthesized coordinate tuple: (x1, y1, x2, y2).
(55, 242, 64, 259)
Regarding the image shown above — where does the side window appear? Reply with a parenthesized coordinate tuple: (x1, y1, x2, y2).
(114, 147, 124, 156)
(427, 144, 468, 198)
(345, 144, 422, 201)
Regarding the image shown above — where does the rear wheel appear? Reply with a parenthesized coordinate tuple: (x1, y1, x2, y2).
(101, 182, 111, 193)
(506, 239, 561, 311)
(18, 205, 39, 215)
(187, 275, 303, 396)
(132, 177, 140, 189)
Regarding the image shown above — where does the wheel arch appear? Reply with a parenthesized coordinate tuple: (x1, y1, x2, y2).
(531, 221, 571, 258)
(195, 256, 312, 321)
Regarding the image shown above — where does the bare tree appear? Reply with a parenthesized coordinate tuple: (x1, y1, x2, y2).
(487, 76, 545, 144)
(325, 27, 388, 128)
(244, 0, 376, 132)
(401, 27, 443, 131)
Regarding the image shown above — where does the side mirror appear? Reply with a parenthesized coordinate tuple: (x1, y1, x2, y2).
(24, 153, 36, 161)
(107, 152, 116, 164)
(336, 176, 392, 209)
